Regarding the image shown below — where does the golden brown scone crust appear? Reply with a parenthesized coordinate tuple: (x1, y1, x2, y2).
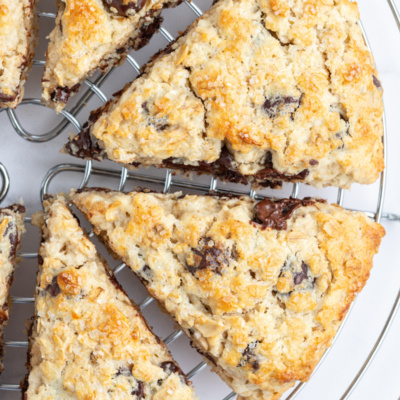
(42, 0, 183, 113)
(24, 196, 197, 400)
(0, 0, 37, 108)
(0, 204, 25, 373)
(72, 189, 385, 400)
(66, 0, 384, 189)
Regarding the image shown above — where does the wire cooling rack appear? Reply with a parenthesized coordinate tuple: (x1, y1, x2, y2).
(1, 0, 400, 399)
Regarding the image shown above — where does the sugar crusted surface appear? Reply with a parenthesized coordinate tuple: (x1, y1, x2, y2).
(65, 0, 384, 189)
(0, 204, 25, 373)
(72, 189, 385, 400)
(0, 0, 37, 108)
(25, 196, 197, 400)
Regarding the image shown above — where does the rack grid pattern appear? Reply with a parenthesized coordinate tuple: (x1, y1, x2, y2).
(1, 1, 400, 399)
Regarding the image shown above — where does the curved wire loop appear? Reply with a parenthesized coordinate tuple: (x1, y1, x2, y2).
(0, 163, 10, 203)
(2, 2, 400, 400)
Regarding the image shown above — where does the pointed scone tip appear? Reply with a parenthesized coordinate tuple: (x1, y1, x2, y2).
(64, 0, 384, 189)
(0, 204, 25, 373)
(0, 0, 38, 108)
(42, 0, 184, 113)
(23, 195, 197, 399)
(71, 188, 385, 400)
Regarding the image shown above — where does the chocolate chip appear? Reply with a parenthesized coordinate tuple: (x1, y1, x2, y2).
(238, 341, 260, 371)
(102, 0, 146, 16)
(294, 262, 309, 285)
(45, 276, 61, 297)
(0, 303, 8, 325)
(50, 83, 80, 104)
(0, 92, 17, 103)
(132, 381, 144, 398)
(141, 101, 170, 131)
(253, 198, 317, 230)
(64, 127, 104, 161)
(262, 95, 301, 118)
(130, 147, 306, 188)
(216, 146, 235, 171)
(372, 74, 382, 90)
(8, 233, 18, 259)
(104, 267, 125, 293)
(160, 361, 189, 384)
(186, 237, 230, 275)
(335, 132, 345, 150)
(140, 265, 153, 283)
(5, 204, 25, 214)
(254, 151, 309, 184)
(309, 159, 318, 166)
(116, 367, 133, 377)
(90, 352, 97, 364)
(162, 147, 250, 186)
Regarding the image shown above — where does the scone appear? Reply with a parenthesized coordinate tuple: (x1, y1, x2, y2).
(42, 0, 184, 113)
(65, 0, 384, 189)
(0, 204, 25, 373)
(0, 0, 37, 108)
(71, 188, 385, 400)
(23, 195, 197, 400)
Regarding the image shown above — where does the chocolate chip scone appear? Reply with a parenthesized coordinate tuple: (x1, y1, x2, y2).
(0, 0, 37, 108)
(43, 0, 184, 113)
(71, 188, 385, 400)
(0, 204, 25, 373)
(65, 0, 384, 189)
(24, 195, 197, 399)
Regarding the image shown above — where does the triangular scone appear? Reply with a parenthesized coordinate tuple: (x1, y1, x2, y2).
(72, 188, 385, 400)
(0, 0, 37, 108)
(24, 195, 197, 400)
(0, 204, 25, 373)
(42, 0, 183, 112)
(65, 0, 384, 189)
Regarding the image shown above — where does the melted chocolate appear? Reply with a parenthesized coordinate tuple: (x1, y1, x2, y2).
(160, 361, 189, 384)
(8, 232, 18, 260)
(133, 13, 163, 50)
(0, 92, 16, 103)
(238, 341, 260, 371)
(51, 83, 80, 104)
(132, 381, 144, 398)
(0, 304, 8, 325)
(254, 152, 309, 183)
(294, 262, 309, 285)
(162, 147, 250, 186)
(116, 366, 133, 376)
(64, 127, 104, 161)
(102, 0, 146, 16)
(1, 205, 25, 261)
(187, 237, 230, 275)
(140, 264, 153, 283)
(253, 198, 318, 230)
(262, 95, 301, 118)
(372, 74, 382, 90)
(142, 102, 170, 131)
(3, 204, 25, 214)
(45, 276, 61, 297)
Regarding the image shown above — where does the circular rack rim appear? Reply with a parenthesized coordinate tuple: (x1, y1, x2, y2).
(1, 1, 400, 399)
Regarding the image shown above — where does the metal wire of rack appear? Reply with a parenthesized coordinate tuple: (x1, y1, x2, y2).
(0, 0, 400, 399)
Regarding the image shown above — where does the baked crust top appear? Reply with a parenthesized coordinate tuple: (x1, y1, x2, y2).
(0, 0, 37, 108)
(65, 0, 384, 189)
(72, 189, 385, 400)
(42, 0, 182, 112)
(25, 196, 197, 399)
(0, 204, 25, 372)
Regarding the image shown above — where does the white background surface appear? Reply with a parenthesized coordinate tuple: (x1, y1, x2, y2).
(0, 0, 400, 399)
